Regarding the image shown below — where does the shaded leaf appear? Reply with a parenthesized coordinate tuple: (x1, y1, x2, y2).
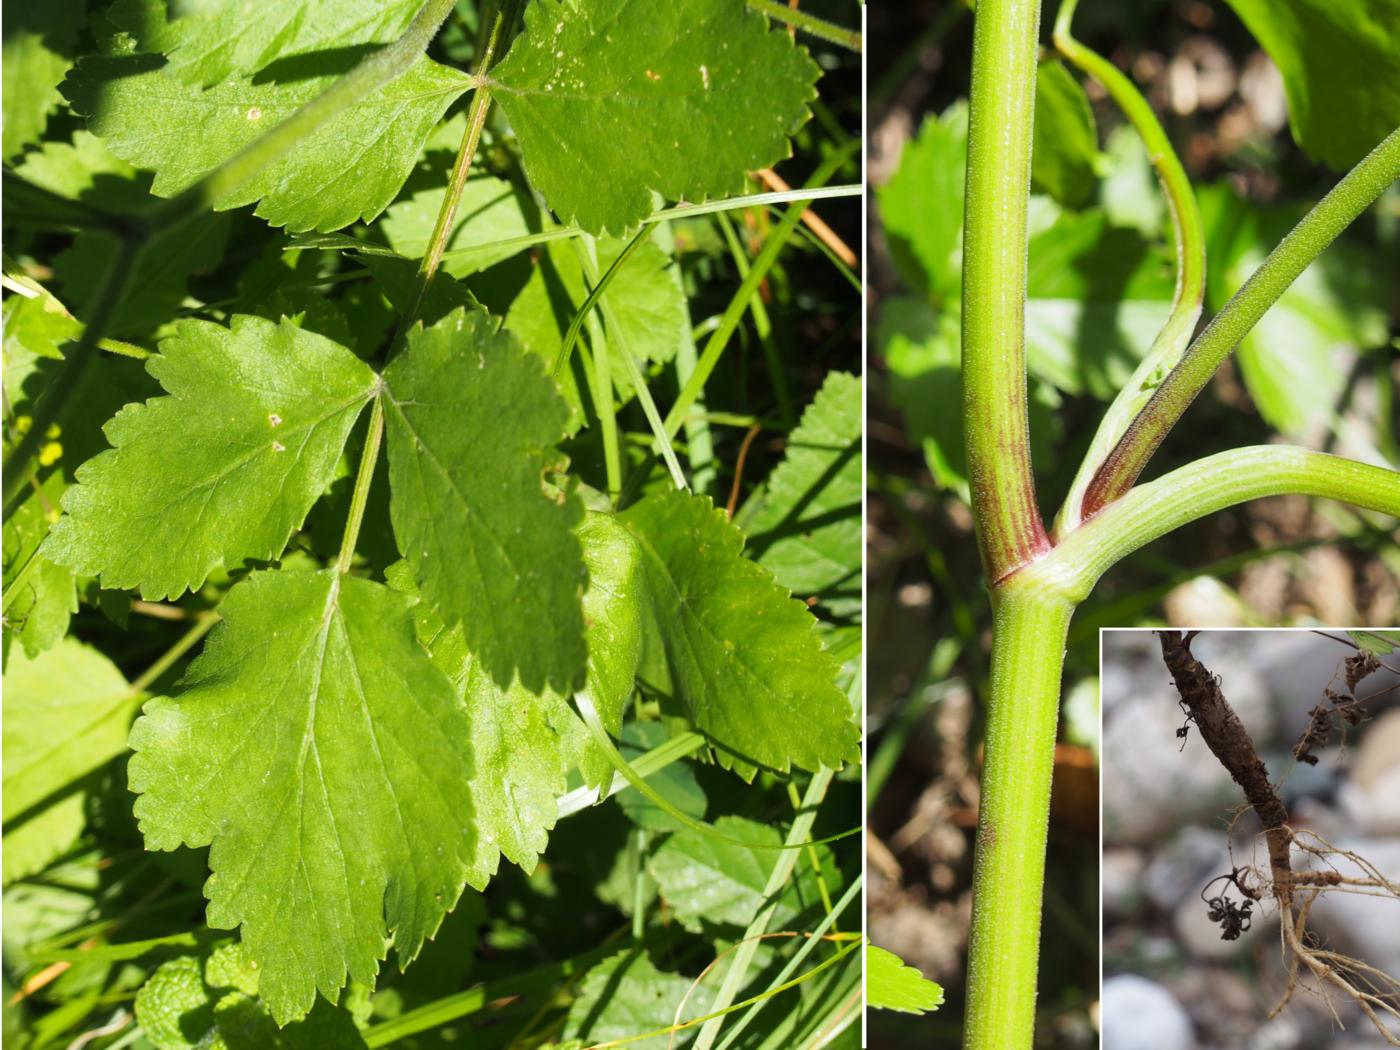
(877, 103, 967, 298)
(744, 372, 862, 615)
(63, 0, 472, 232)
(381, 173, 537, 277)
(2, 638, 137, 882)
(506, 236, 690, 431)
(648, 814, 837, 932)
(382, 307, 586, 694)
(563, 948, 712, 1049)
(1200, 183, 1389, 440)
(1, 0, 83, 159)
(614, 722, 707, 832)
(1224, 0, 1400, 169)
(1032, 60, 1098, 208)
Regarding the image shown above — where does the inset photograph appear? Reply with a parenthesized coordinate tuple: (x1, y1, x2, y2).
(1102, 629, 1400, 1049)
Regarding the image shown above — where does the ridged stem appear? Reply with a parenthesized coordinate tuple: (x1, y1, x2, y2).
(961, 0, 1049, 581)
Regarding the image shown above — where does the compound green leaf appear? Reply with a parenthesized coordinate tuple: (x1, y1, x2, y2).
(744, 372, 861, 615)
(45, 315, 378, 600)
(1224, 0, 1400, 169)
(2, 638, 137, 881)
(62, 0, 472, 232)
(135, 947, 367, 1050)
(1031, 60, 1098, 208)
(865, 944, 943, 1014)
(136, 955, 210, 1050)
(1349, 629, 1400, 655)
(1, 0, 83, 160)
(382, 307, 586, 694)
(563, 949, 712, 1050)
(491, 0, 820, 235)
(648, 815, 778, 929)
(128, 569, 476, 1024)
(617, 490, 858, 774)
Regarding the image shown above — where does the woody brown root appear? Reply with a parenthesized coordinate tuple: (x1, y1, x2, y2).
(1159, 632, 1400, 1045)
(1158, 630, 1293, 896)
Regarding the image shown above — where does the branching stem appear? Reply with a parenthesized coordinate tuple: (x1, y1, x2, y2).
(1083, 124, 1400, 515)
(1051, 0, 1206, 534)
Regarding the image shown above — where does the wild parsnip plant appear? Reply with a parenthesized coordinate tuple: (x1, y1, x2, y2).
(1, 2, 863, 1046)
(874, 1, 1400, 1047)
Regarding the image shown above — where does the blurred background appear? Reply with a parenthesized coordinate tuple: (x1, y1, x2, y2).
(1101, 630, 1400, 1049)
(866, 1, 1400, 1046)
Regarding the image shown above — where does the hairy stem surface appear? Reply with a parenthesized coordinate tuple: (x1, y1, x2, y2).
(961, 0, 1049, 580)
(963, 584, 1074, 1050)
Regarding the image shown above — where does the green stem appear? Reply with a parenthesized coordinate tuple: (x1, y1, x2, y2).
(574, 238, 689, 491)
(583, 307, 624, 497)
(962, 582, 1074, 1050)
(1083, 124, 1400, 517)
(1051, 0, 1207, 535)
(1047, 446, 1400, 601)
(744, 0, 862, 52)
(289, 185, 861, 266)
(715, 211, 793, 428)
(654, 221, 716, 493)
(339, 0, 519, 568)
(554, 731, 706, 819)
(335, 395, 386, 575)
(691, 768, 834, 1050)
(363, 942, 621, 1048)
(659, 140, 858, 448)
(552, 227, 651, 380)
(961, 0, 1049, 582)
(713, 876, 862, 1050)
(404, 0, 522, 327)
